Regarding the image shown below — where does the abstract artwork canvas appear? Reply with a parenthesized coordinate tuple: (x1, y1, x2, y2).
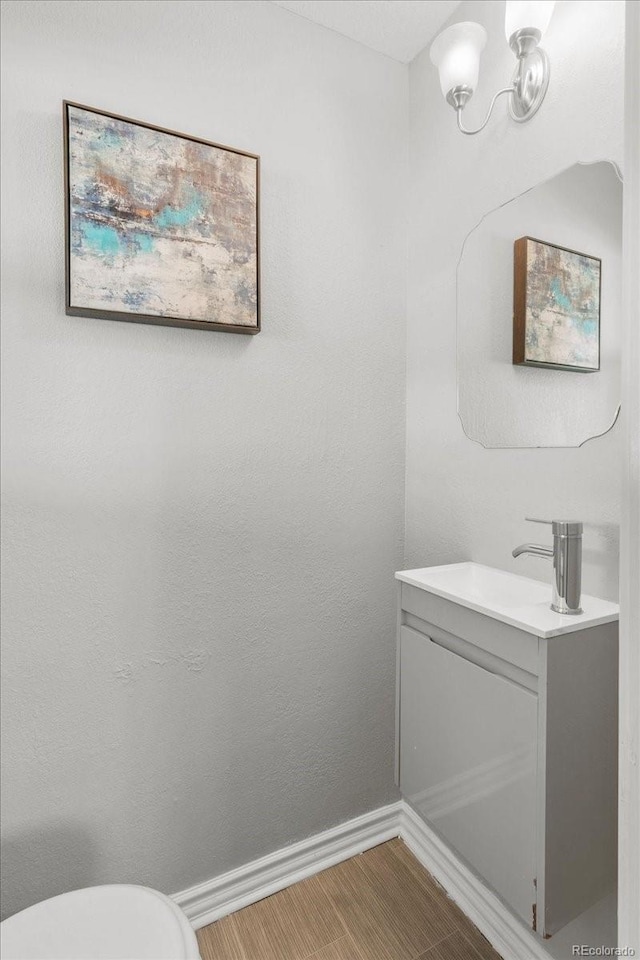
(64, 102, 260, 333)
(513, 236, 601, 372)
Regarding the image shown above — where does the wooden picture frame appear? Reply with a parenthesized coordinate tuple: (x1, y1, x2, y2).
(64, 101, 260, 334)
(513, 236, 601, 372)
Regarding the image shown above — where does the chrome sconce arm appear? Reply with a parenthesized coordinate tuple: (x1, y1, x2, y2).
(430, 3, 555, 137)
(452, 85, 515, 136)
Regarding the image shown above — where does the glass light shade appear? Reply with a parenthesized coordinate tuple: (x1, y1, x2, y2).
(429, 22, 487, 99)
(505, 1, 555, 41)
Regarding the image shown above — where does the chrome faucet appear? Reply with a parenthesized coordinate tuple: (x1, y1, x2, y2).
(512, 517, 583, 615)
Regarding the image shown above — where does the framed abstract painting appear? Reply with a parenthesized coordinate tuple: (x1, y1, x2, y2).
(513, 236, 601, 372)
(64, 102, 260, 334)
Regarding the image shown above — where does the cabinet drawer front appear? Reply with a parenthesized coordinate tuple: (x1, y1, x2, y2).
(400, 625, 538, 928)
(401, 583, 539, 675)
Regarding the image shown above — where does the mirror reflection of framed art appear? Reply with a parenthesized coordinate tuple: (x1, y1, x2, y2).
(513, 236, 601, 373)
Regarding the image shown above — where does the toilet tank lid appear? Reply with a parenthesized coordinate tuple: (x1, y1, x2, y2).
(0, 884, 201, 960)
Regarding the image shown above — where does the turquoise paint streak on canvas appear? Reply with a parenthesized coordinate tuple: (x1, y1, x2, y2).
(154, 189, 204, 229)
(79, 223, 155, 257)
(81, 222, 123, 255)
(100, 129, 125, 149)
(133, 232, 155, 253)
(550, 277, 572, 312)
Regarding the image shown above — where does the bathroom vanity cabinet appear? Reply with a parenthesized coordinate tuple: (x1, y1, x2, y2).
(395, 564, 619, 939)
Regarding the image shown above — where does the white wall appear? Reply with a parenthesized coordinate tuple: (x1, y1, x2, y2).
(407, 0, 625, 601)
(0, 0, 407, 917)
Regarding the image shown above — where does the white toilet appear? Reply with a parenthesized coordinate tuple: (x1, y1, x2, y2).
(0, 884, 202, 960)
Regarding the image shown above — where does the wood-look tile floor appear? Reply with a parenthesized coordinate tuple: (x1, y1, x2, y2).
(196, 839, 503, 960)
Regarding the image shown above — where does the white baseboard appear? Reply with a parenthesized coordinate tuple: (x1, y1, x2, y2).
(172, 798, 552, 960)
(399, 802, 550, 960)
(172, 801, 402, 929)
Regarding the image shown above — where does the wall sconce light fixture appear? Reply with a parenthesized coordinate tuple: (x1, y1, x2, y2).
(429, 1, 555, 135)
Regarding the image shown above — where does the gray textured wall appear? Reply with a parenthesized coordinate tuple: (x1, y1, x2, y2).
(406, 0, 624, 602)
(0, 0, 407, 918)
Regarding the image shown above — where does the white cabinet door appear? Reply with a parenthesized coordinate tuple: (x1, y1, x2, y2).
(400, 625, 538, 927)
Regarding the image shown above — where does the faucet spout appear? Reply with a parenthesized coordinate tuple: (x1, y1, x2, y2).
(512, 519, 583, 615)
(512, 543, 554, 559)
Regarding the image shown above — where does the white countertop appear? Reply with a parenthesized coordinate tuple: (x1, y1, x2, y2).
(396, 562, 619, 638)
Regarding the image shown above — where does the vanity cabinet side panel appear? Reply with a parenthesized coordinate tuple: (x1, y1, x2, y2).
(395, 580, 402, 785)
(541, 623, 619, 937)
(535, 636, 548, 937)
